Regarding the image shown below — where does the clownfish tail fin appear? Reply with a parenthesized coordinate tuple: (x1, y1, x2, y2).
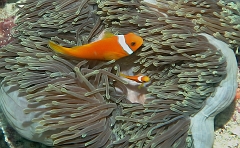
(48, 41, 67, 54)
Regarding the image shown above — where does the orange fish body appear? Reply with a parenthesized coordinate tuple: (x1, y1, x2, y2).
(48, 33, 143, 60)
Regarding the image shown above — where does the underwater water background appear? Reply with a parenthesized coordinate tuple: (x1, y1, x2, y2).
(0, 0, 240, 148)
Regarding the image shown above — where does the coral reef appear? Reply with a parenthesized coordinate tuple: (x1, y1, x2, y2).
(0, 1, 18, 47)
(0, 16, 15, 47)
(0, 0, 239, 148)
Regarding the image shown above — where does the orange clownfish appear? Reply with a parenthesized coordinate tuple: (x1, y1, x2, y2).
(120, 73, 150, 88)
(48, 32, 143, 60)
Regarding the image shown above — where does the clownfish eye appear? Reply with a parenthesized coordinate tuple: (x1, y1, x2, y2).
(131, 42, 136, 46)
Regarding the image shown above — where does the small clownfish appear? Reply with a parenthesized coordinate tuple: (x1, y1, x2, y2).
(120, 73, 150, 88)
(48, 32, 143, 61)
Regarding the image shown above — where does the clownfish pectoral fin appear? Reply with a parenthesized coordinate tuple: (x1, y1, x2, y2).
(103, 52, 123, 60)
(138, 83, 145, 89)
(103, 54, 118, 60)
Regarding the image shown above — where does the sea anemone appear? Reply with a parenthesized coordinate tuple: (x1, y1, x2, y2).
(0, 0, 239, 148)
(0, 0, 7, 8)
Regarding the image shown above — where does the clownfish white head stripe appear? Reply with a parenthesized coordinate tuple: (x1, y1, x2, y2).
(117, 35, 133, 55)
(137, 76, 144, 82)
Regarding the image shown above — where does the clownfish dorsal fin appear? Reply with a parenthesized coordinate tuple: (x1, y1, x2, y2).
(102, 31, 115, 39)
(70, 31, 115, 49)
(119, 72, 127, 78)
